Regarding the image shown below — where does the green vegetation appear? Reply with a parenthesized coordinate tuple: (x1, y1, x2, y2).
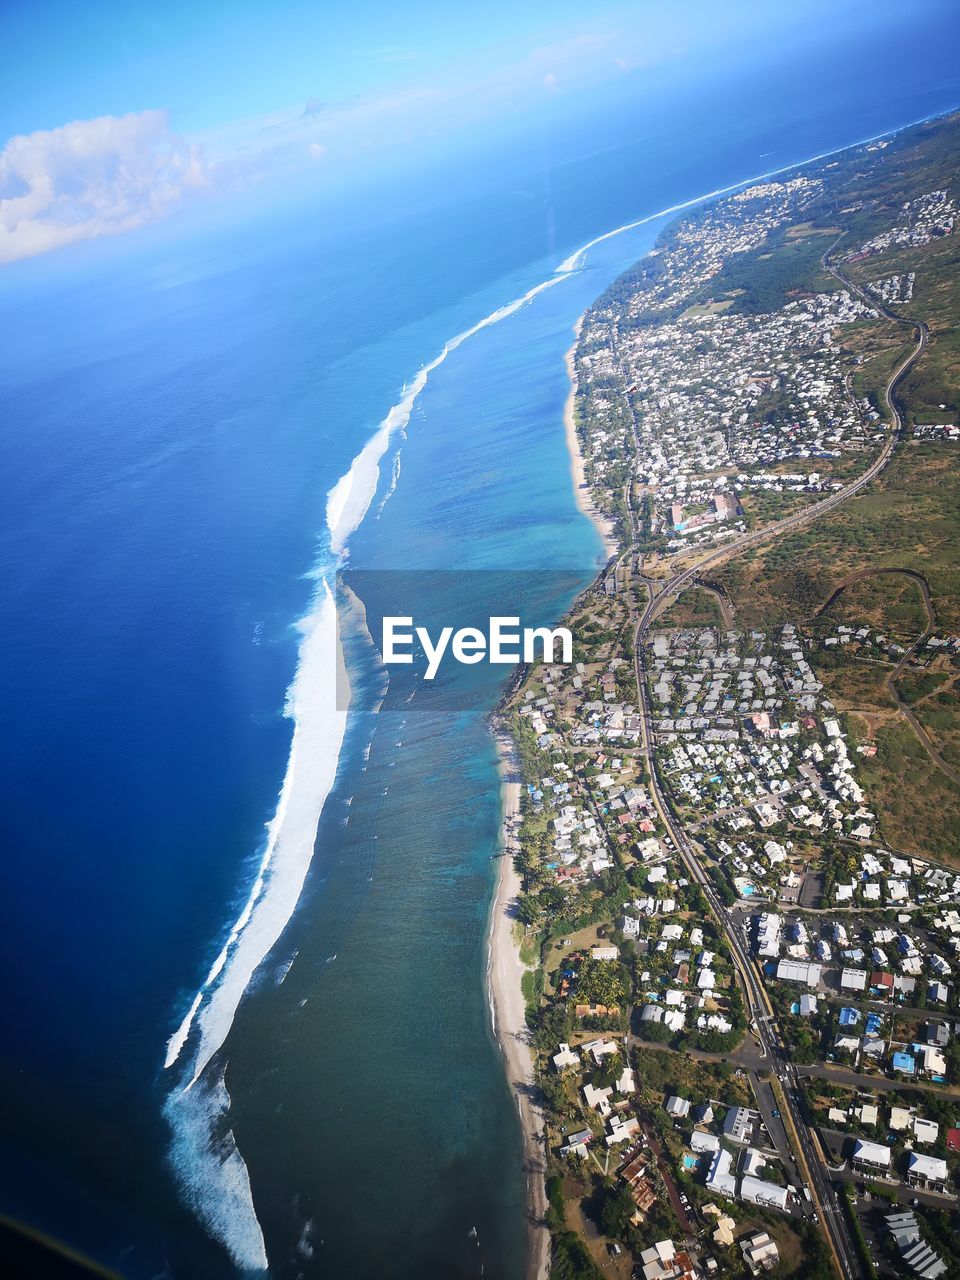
(550, 1230, 605, 1280)
(716, 442, 960, 633)
(657, 585, 722, 628)
(910, 677, 960, 773)
(503, 109, 960, 1275)
(738, 486, 816, 528)
(574, 956, 629, 1007)
(695, 221, 839, 315)
(815, 653, 896, 715)
(857, 716, 960, 859)
(896, 669, 949, 703)
(841, 1186, 878, 1278)
(818, 570, 930, 636)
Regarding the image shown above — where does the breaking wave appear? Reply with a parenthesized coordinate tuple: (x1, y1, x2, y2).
(160, 115, 923, 1268)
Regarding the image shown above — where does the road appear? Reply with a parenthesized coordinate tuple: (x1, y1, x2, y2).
(633, 641, 863, 1277)
(883, 620, 960, 788)
(641, 1122, 696, 1238)
(797, 1061, 960, 1101)
(817, 562, 960, 784)
(749, 1068, 807, 1196)
(627, 256, 929, 1279)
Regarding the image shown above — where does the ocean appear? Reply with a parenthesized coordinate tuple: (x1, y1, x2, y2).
(1, 40, 958, 1280)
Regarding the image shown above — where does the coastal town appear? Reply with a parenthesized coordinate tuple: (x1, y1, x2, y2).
(496, 111, 960, 1280)
(9, 8, 960, 1280)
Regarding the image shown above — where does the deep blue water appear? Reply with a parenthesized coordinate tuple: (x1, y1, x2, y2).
(1, 38, 958, 1279)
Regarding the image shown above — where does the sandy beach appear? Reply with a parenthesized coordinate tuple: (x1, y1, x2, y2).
(482, 320, 614, 1280)
(488, 727, 550, 1280)
(563, 316, 618, 561)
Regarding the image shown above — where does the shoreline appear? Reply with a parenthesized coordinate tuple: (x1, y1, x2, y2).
(488, 726, 550, 1280)
(486, 313, 618, 1280)
(164, 103, 956, 1270)
(563, 316, 619, 562)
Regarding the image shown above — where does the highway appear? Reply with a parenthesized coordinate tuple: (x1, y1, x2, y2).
(626, 257, 929, 1279)
(633, 671, 864, 1278)
(631, 235, 929, 628)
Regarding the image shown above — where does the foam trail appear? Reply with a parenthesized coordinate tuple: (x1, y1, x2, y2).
(164, 580, 349, 1271)
(375, 442, 403, 519)
(164, 990, 202, 1069)
(167, 580, 348, 1079)
(326, 271, 573, 553)
(165, 1070, 269, 1273)
(164, 104, 942, 1271)
(275, 948, 298, 986)
(327, 115, 933, 554)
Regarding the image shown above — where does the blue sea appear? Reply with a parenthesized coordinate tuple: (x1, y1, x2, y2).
(1, 36, 958, 1280)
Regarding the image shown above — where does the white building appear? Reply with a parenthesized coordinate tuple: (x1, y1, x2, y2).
(741, 1230, 780, 1274)
(691, 1131, 720, 1154)
(853, 1139, 891, 1172)
(723, 1106, 752, 1143)
(908, 1152, 949, 1190)
(552, 1043, 579, 1071)
(841, 967, 868, 992)
(741, 1177, 789, 1212)
(776, 958, 822, 987)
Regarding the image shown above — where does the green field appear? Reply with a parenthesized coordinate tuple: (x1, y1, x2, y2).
(717, 441, 960, 631)
(856, 716, 960, 860)
(657, 585, 723, 628)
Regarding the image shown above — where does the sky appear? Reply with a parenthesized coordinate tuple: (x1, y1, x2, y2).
(0, 0, 957, 267)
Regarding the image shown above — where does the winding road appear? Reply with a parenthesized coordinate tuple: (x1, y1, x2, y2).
(626, 253, 930, 1278)
(814, 565, 959, 785)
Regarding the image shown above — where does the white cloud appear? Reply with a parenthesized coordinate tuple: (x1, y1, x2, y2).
(0, 110, 208, 265)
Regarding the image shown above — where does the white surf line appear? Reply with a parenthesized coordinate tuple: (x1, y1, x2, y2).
(162, 100, 949, 1273)
(163, 577, 350, 1272)
(326, 108, 950, 549)
(558, 105, 952, 274)
(324, 269, 578, 553)
(167, 578, 350, 1080)
(161, 265, 584, 1268)
(161, 260, 589, 1271)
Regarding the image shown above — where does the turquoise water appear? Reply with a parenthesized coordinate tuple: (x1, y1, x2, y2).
(1, 41, 959, 1278)
(224, 216, 667, 1278)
